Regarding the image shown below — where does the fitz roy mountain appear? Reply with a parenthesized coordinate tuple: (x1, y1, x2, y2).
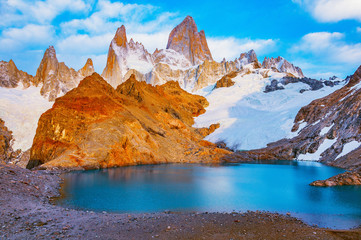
(100, 15, 305, 90)
(2, 15, 360, 185)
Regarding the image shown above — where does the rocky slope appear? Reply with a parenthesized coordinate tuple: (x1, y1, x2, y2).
(166, 15, 213, 65)
(27, 73, 229, 170)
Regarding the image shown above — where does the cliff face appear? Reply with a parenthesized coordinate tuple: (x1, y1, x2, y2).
(28, 73, 229, 170)
(166, 16, 213, 65)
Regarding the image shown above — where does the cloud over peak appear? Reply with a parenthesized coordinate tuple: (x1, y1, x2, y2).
(294, 0, 361, 22)
(292, 31, 361, 65)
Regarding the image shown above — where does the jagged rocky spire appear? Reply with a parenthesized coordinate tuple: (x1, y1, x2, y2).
(166, 16, 213, 65)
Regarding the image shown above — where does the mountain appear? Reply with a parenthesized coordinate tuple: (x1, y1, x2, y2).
(27, 73, 229, 170)
(35, 46, 95, 101)
(1, 46, 95, 101)
(166, 15, 213, 65)
(101, 25, 153, 88)
(1, 15, 336, 171)
(101, 16, 304, 92)
(0, 60, 35, 88)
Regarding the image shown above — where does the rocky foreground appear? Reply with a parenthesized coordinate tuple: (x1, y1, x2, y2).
(1, 163, 361, 240)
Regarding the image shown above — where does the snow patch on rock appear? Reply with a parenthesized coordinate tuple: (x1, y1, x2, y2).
(298, 138, 337, 161)
(336, 141, 361, 160)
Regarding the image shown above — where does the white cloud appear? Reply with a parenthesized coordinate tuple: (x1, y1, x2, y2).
(128, 31, 171, 53)
(59, 0, 177, 36)
(55, 0, 181, 72)
(0, 24, 54, 51)
(294, 0, 361, 22)
(357, 27, 361, 33)
(292, 32, 361, 64)
(208, 37, 277, 61)
(57, 33, 114, 55)
(0, 0, 91, 26)
(289, 59, 344, 79)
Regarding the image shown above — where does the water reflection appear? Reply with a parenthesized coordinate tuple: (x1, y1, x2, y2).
(58, 162, 361, 229)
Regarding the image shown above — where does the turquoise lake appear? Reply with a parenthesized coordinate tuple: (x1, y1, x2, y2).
(57, 161, 361, 229)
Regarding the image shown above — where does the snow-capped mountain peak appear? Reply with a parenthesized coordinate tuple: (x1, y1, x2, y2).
(102, 25, 153, 88)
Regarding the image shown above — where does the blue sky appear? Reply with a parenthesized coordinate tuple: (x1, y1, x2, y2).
(1, 0, 361, 79)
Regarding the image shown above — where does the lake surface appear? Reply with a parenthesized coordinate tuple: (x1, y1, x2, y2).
(57, 161, 361, 229)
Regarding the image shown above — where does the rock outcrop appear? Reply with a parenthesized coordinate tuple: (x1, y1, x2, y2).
(35, 46, 95, 101)
(264, 76, 343, 93)
(166, 16, 213, 65)
(262, 57, 304, 78)
(0, 60, 35, 88)
(214, 72, 237, 89)
(235, 50, 260, 69)
(0, 118, 14, 163)
(310, 171, 361, 186)
(27, 73, 230, 170)
(78, 58, 95, 77)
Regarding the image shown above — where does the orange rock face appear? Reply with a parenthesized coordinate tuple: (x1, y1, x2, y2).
(27, 73, 230, 170)
(166, 16, 213, 65)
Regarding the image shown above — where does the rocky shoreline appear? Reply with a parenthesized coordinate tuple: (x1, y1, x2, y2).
(1, 163, 361, 240)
